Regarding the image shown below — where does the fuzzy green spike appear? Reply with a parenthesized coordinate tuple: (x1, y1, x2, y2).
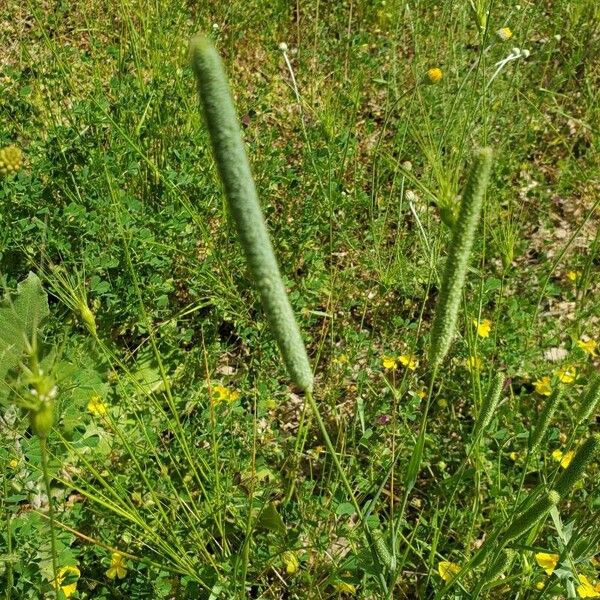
(190, 35, 313, 392)
(485, 548, 514, 582)
(554, 435, 600, 498)
(428, 148, 493, 368)
(529, 387, 562, 455)
(372, 530, 395, 571)
(500, 490, 559, 544)
(473, 372, 505, 439)
(575, 376, 600, 426)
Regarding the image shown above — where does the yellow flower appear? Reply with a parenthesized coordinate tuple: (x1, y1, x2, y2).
(473, 319, 492, 338)
(535, 552, 559, 576)
(577, 339, 597, 357)
(399, 354, 419, 370)
(415, 388, 427, 399)
(382, 356, 397, 370)
(556, 365, 577, 384)
(335, 354, 349, 365)
(509, 451, 519, 461)
(534, 376, 553, 396)
(87, 394, 107, 415)
(551, 450, 575, 468)
(9, 458, 19, 468)
(426, 67, 443, 84)
(567, 271, 581, 282)
(106, 552, 128, 579)
(535, 581, 545, 590)
(334, 581, 357, 594)
(54, 565, 80, 598)
(465, 356, 482, 373)
(438, 561, 461, 582)
(211, 384, 240, 405)
(577, 574, 600, 598)
(496, 27, 513, 41)
(282, 551, 299, 575)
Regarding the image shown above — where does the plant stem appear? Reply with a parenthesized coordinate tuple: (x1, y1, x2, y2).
(40, 438, 59, 599)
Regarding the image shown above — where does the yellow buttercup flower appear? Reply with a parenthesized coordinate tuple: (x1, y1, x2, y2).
(438, 561, 461, 582)
(534, 376, 552, 396)
(399, 354, 419, 370)
(567, 271, 581, 283)
(496, 27, 513, 41)
(282, 551, 299, 575)
(211, 384, 240, 405)
(551, 450, 575, 468)
(382, 356, 397, 370)
(556, 365, 576, 384)
(106, 552, 128, 579)
(535, 581, 545, 590)
(473, 318, 492, 338)
(87, 394, 107, 415)
(577, 574, 600, 598)
(426, 67, 443, 84)
(54, 565, 80, 598)
(535, 552, 559, 576)
(577, 339, 597, 357)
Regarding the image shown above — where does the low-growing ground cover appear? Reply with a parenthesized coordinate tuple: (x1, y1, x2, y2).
(1, 1, 599, 598)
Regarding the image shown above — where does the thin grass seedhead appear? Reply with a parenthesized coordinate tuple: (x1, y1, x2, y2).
(554, 435, 600, 498)
(189, 34, 313, 392)
(473, 372, 504, 440)
(575, 376, 600, 426)
(529, 387, 562, 455)
(429, 148, 493, 368)
(500, 490, 560, 544)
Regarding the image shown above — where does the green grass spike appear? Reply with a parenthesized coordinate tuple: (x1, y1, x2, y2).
(190, 35, 313, 392)
(575, 376, 600, 426)
(554, 435, 600, 498)
(485, 548, 514, 583)
(372, 530, 395, 572)
(473, 372, 504, 440)
(528, 387, 562, 455)
(500, 490, 559, 544)
(428, 148, 493, 368)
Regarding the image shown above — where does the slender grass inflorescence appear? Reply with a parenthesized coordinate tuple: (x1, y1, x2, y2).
(528, 387, 562, 455)
(189, 35, 312, 392)
(473, 372, 504, 439)
(554, 435, 599, 498)
(500, 490, 559, 544)
(428, 148, 493, 368)
(484, 548, 514, 583)
(575, 376, 600, 426)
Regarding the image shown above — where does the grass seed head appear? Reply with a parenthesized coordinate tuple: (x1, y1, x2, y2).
(554, 435, 600, 498)
(190, 34, 313, 392)
(428, 148, 493, 368)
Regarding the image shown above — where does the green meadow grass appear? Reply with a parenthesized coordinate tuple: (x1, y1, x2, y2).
(1, 1, 599, 598)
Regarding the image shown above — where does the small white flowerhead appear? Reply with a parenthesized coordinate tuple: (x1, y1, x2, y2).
(521, 48, 530, 58)
(278, 42, 288, 52)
